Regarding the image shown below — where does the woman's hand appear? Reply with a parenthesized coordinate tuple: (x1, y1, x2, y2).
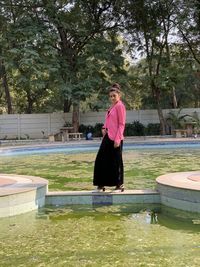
(114, 141, 120, 148)
(102, 128, 107, 136)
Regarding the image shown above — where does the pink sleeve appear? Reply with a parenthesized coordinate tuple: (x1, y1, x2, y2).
(114, 104, 126, 144)
(103, 114, 107, 129)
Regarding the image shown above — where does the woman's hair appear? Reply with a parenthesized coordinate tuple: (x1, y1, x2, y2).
(109, 83, 121, 94)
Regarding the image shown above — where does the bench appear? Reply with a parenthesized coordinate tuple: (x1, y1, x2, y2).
(66, 132, 83, 141)
(48, 132, 83, 142)
(48, 132, 62, 142)
(173, 129, 187, 138)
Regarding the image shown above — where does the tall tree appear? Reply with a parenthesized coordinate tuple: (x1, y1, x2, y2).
(0, 2, 13, 113)
(40, 0, 123, 131)
(172, 0, 200, 65)
(124, 0, 179, 134)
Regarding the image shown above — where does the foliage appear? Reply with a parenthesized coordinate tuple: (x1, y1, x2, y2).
(145, 123, 161, 136)
(125, 122, 161, 136)
(125, 121, 145, 136)
(166, 109, 190, 129)
(79, 122, 160, 137)
(122, 0, 200, 134)
(0, 0, 126, 116)
(191, 112, 200, 127)
(79, 123, 104, 138)
(63, 122, 72, 127)
(190, 111, 200, 134)
(0, 0, 200, 122)
(93, 123, 104, 137)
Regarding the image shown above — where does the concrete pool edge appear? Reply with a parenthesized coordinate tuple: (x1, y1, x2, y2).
(1, 171, 200, 217)
(0, 174, 48, 218)
(156, 171, 200, 213)
(45, 190, 161, 206)
(0, 174, 161, 217)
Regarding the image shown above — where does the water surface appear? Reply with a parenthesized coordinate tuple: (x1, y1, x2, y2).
(1, 204, 200, 267)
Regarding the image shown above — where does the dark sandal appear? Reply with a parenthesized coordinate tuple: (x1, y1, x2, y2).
(114, 185, 124, 192)
(97, 186, 105, 192)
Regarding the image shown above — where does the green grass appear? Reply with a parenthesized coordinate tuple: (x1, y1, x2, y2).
(1, 148, 200, 191)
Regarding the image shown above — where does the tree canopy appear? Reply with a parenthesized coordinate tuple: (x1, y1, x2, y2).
(0, 0, 199, 133)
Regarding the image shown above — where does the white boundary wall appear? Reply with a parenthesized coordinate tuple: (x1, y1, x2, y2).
(0, 108, 200, 139)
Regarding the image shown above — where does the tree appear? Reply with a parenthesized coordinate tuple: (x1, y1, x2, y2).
(0, 0, 61, 114)
(172, 0, 200, 65)
(39, 0, 124, 131)
(123, 0, 179, 134)
(0, 2, 13, 113)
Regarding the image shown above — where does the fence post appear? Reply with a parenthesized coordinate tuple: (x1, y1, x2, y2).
(17, 114, 21, 140)
(48, 114, 51, 135)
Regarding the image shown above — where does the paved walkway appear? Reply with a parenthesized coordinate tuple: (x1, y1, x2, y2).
(0, 136, 200, 151)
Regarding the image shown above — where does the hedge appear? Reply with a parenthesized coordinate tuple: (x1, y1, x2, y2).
(79, 121, 161, 137)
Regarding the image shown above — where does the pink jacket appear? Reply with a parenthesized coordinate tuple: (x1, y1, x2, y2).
(103, 100, 126, 144)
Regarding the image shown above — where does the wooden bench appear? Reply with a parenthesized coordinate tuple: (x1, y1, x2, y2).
(49, 132, 83, 142)
(48, 132, 62, 142)
(66, 132, 83, 141)
(173, 129, 187, 138)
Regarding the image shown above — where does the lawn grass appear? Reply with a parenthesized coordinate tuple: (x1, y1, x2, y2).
(1, 148, 200, 191)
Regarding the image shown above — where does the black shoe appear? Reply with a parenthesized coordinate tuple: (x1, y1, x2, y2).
(96, 186, 105, 192)
(114, 185, 124, 192)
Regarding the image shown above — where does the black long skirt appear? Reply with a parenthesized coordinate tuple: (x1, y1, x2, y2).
(93, 134, 124, 187)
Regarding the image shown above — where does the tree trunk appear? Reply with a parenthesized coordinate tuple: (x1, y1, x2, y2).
(72, 102, 79, 132)
(26, 91, 33, 114)
(157, 104, 166, 135)
(152, 82, 166, 135)
(172, 87, 178, 108)
(63, 99, 71, 113)
(0, 60, 13, 114)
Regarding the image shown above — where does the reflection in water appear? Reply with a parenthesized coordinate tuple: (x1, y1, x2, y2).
(1, 204, 200, 267)
(149, 211, 158, 224)
(157, 206, 200, 232)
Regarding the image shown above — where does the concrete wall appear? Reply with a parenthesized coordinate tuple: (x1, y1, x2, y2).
(0, 108, 200, 139)
(0, 113, 72, 139)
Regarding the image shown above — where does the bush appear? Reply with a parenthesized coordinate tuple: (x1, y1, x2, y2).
(79, 123, 104, 138)
(79, 124, 92, 136)
(145, 123, 160, 135)
(93, 123, 104, 137)
(79, 122, 161, 137)
(125, 121, 145, 136)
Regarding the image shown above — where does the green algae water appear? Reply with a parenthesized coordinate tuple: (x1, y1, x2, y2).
(1, 146, 200, 266)
(1, 204, 200, 267)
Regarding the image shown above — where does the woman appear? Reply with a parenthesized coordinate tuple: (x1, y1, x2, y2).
(93, 83, 126, 192)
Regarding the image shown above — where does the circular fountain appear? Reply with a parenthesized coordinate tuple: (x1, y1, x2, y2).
(0, 173, 48, 217)
(156, 171, 200, 212)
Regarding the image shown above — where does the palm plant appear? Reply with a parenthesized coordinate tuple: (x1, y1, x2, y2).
(191, 112, 200, 134)
(166, 109, 190, 130)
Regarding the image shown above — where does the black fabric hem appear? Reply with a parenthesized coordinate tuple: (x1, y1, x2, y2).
(93, 134, 124, 187)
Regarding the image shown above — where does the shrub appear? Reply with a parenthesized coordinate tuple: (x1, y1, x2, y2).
(93, 123, 104, 137)
(79, 122, 161, 137)
(79, 124, 92, 136)
(145, 123, 160, 135)
(125, 121, 145, 136)
(79, 123, 104, 138)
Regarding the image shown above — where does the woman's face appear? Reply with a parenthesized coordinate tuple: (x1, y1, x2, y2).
(109, 91, 120, 105)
